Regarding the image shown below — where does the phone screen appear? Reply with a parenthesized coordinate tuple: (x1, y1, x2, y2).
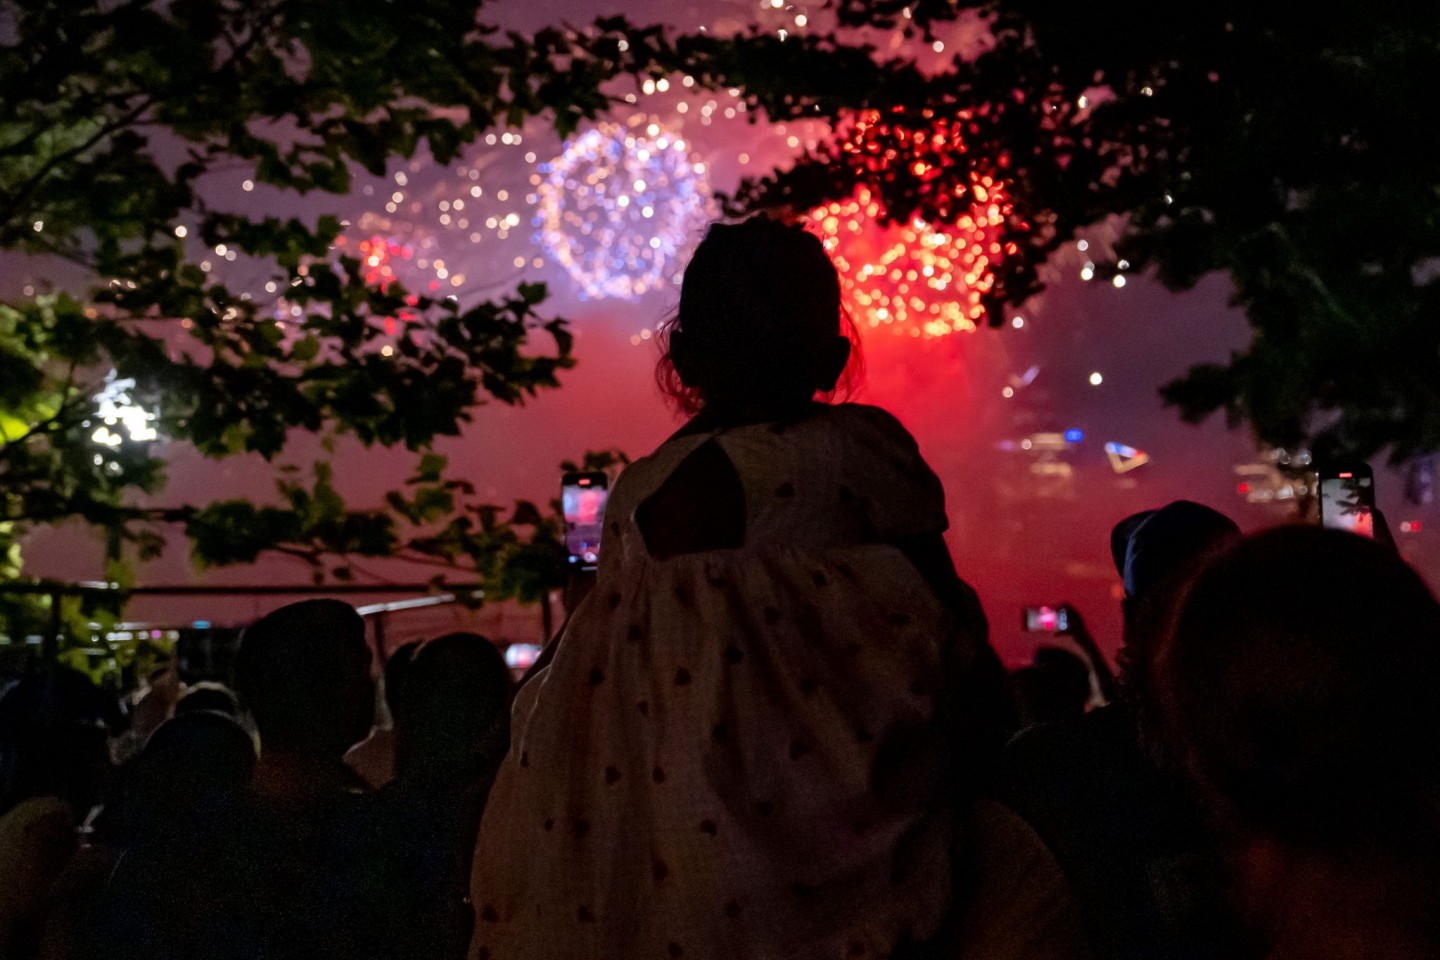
(504, 643, 544, 671)
(1023, 606, 1070, 633)
(563, 472, 609, 567)
(1320, 470, 1375, 538)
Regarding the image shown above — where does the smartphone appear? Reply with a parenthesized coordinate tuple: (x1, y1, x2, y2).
(562, 471, 609, 568)
(1023, 605, 1070, 633)
(504, 643, 544, 672)
(1318, 465, 1375, 538)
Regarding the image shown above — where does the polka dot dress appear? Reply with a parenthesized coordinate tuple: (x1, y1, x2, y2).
(470, 405, 984, 960)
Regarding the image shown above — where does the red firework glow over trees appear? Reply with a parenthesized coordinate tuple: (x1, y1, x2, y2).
(805, 109, 1021, 338)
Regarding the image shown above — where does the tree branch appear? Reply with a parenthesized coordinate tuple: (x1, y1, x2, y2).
(0, 95, 157, 232)
(0, 362, 93, 459)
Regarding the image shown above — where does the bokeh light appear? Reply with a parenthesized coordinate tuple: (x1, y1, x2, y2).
(535, 117, 712, 300)
(806, 109, 1020, 338)
(334, 213, 452, 335)
(343, 213, 456, 296)
(91, 371, 158, 448)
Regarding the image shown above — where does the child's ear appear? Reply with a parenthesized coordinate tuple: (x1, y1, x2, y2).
(815, 335, 851, 391)
(669, 330, 699, 386)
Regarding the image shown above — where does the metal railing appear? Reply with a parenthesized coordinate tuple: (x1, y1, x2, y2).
(0, 580, 485, 662)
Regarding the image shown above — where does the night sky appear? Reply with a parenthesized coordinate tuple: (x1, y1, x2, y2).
(17, 0, 1434, 663)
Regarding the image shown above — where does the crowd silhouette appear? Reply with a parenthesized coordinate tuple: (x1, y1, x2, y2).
(3, 217, 1438, 960)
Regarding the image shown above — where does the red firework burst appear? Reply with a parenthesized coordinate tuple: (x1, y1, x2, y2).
(807, 110, 1020, 338)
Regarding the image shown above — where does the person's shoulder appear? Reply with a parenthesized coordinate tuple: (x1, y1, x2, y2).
(815, 402, 918, 443)
(0, 796, 77, 880)
(0, 795, 74, 841)
(1007, 706, 1136, 758)
(1004, 716, 1092, 765)
(609, 441, 677, 500)
(825, 401, 907, 427)
(622, 415, 714, 471)
(999, 706, 1150, 801)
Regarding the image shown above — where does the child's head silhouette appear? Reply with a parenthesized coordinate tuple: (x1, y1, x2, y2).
(658, 216, 858, 418)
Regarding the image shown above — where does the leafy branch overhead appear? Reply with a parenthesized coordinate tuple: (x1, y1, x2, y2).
(729, 3, 1440, 463)
(185, 449, 628, 608)
(0, 0, 749, 625)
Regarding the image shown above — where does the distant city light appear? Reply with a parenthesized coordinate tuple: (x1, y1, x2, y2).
(1104, 442, 1150, 474)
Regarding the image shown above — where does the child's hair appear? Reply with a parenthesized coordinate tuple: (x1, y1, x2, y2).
(656, 216, 862, 415)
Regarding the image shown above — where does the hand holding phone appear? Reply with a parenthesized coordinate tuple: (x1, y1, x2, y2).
(1318, 465, 1376, 538)
(1054, 604, 1120, 705)
(1023, 605, 1070, 634)
(562, 471, 609, 569)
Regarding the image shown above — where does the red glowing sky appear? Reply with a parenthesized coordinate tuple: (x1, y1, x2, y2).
(14, 0, 1435, 664)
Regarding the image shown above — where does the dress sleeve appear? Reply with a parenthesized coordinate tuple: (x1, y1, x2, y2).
(596, 433, 713, 573)
(839, 404, 950, 540)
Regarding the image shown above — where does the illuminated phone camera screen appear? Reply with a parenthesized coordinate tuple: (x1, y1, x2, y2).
(563, 483, 609, 564)
(1320, 474, 1374, 538)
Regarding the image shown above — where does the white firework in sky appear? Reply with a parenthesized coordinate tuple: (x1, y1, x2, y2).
(535, 116, 712, 301)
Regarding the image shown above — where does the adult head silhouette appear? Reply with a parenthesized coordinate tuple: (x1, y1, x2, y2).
(0, 666, 113, 817)
(358, 634, 512, 960)
(82, 711, 259, 960)
(1012, 646, 1092, 728)
(114, 710, 256, 844)
(393, 633, 510, 785)
(382, 640, 420, 726)
(1156, 526, 1440, 957)
(174, 681, 241, 718)
(235, 599, 373, 763)
(0, 668, 114, 960)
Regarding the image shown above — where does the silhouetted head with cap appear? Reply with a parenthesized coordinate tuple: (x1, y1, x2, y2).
(657, 216, 858, 422)
(1109, 500, 1240, 701)
(235, 599, 373, 760)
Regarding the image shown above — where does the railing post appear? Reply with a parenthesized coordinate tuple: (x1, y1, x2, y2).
(43, 587, 62, 663)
